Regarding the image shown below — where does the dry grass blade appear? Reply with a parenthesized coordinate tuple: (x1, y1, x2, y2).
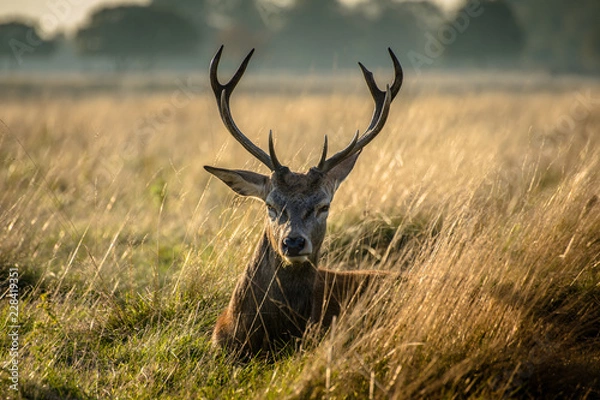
(0, 76, 598, 398)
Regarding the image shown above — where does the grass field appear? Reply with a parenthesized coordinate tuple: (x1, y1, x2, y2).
(1, 74, 599, 399)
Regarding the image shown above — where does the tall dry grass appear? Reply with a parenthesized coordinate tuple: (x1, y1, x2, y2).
(0, 76, 599, 398)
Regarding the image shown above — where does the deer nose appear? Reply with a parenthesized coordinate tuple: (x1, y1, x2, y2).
(282, 236, 306, 256)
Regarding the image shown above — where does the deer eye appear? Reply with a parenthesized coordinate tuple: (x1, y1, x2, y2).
(316, 204, 330, 216)
(266, 204, 277, 219)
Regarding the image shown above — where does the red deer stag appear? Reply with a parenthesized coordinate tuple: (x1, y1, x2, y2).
(206, 46, 403, 359)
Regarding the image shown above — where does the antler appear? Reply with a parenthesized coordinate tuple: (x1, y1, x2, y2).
(317, 48, 403, 173)
(210, 45, 281, 171)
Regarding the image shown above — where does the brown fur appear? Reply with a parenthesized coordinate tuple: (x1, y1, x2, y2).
(206, 46, 402, 359)
(211, 232, 387, 359)
(209, 167, 388, 359)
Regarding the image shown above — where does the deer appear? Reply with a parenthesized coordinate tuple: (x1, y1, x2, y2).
(205, 46, 403, 359)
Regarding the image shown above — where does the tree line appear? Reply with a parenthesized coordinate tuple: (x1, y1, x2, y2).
(0, 0, 598, 74)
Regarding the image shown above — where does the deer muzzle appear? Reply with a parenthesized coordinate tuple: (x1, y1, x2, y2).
(281, 235, 312, 264)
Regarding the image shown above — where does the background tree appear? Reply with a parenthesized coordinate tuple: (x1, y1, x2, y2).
(268, 0, 358, 69)
(147, 0, 444, 70)
(75, 5, 200, 70)
(348, 1, 444, 70)
(265, 0, 445, 70)
(207, 0, 275, 57)
(444, 0, 524, 67)
(151, 0, 279, 57)
(509, 0, 600, 74)
(0, 20, 56, 69)
(152, 0, 206, 25)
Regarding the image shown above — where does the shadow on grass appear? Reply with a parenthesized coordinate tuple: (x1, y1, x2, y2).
(19, 381, 89, 400)
(0, 256, 45, 299)
(492, 282, 600, 398)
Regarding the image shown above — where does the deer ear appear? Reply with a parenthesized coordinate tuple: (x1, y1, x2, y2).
(326, 151, 361, 192)
(204, 166, 270, 200)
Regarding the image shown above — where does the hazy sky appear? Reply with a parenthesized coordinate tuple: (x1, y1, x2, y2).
(0, 0, 460, 35)
(0, 0, 150, 34)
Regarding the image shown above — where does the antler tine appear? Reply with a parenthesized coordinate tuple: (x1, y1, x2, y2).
(209, 45, 225, 100)
(317, 49, 401, 174)
(317, 135, 329, 170)
(358, 48, 403, 131)
(318, 130, 359, 172)
(353, 84, 392, 151)
(268, 130, 284, 171)
(320, 86, 391, 172)
(387, 47, 404, 98)
(218, 90, 274, 170)
(210, 45, 255, 103)
(210, 46, 275, 171)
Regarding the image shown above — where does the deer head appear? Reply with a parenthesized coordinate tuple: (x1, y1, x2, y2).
(205, 46, 403, 266)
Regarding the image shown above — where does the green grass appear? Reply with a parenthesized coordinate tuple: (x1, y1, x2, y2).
(1, 79, 599, 398)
